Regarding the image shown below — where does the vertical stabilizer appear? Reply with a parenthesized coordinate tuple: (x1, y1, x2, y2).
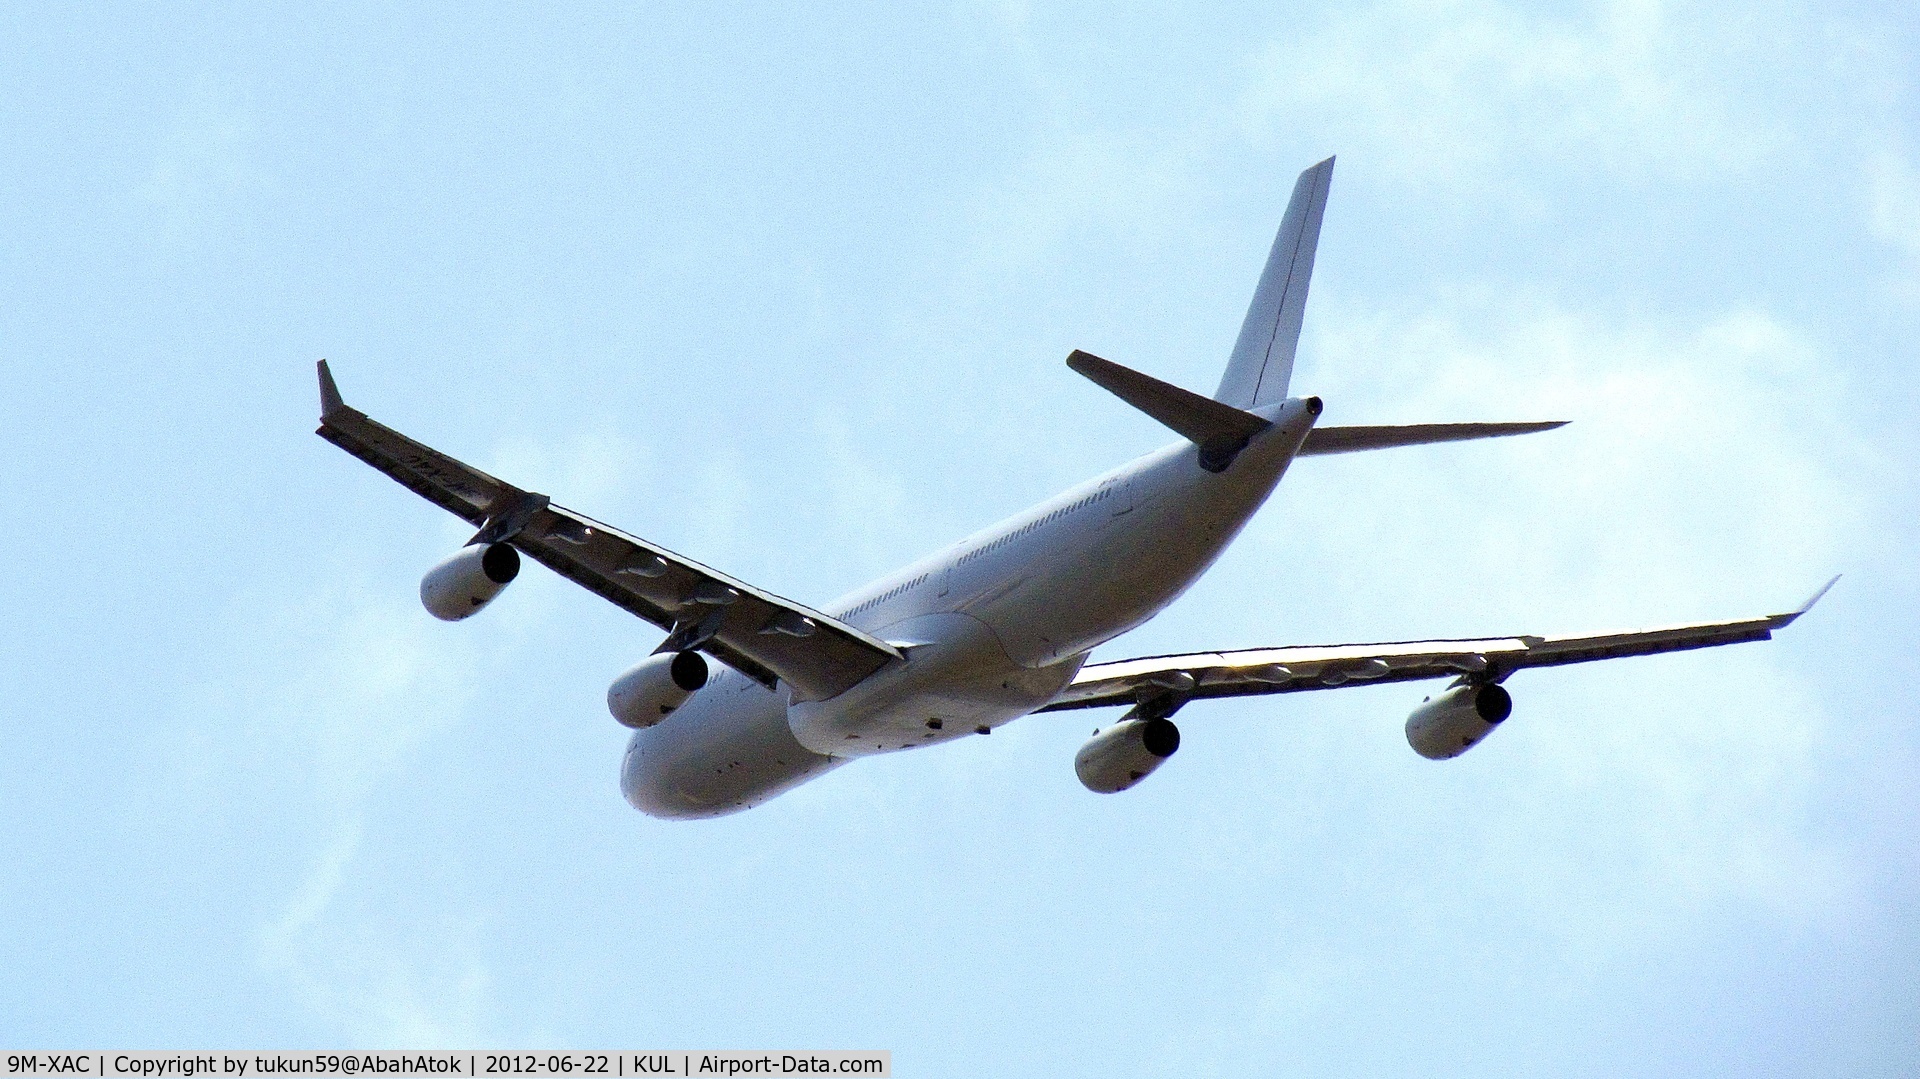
(1213, 157, 1334, 409)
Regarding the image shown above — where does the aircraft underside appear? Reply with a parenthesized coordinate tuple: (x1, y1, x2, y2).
(315, 156, 1826, 820)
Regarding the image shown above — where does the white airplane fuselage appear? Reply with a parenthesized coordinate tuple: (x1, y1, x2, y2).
(320, 158, 1809, 820)
(621, 397, 1320, 818)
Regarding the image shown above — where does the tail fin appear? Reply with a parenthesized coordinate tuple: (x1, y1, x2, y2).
(1213, 157, 1335, 409)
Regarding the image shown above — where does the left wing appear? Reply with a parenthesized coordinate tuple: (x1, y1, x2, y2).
(1040, 579, 1837, 713)
(314, 361, 901, 701)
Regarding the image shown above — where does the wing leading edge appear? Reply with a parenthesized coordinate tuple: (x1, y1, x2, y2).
(314, 361, 901, 701)
(1041, 578, 1837, 713)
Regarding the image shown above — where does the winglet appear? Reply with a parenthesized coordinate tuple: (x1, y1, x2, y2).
(1791, 575, 1840, 619)
(317, 359, 346, 419)
(1768, 574, 1840, 629)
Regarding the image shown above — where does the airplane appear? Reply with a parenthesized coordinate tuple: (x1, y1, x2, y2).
(315, 157, 1832, 819)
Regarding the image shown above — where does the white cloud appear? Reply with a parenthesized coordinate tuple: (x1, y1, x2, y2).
(256, 821, 495, 1044)
(202, 579, 514, 1044)
(135, 73, 267, 240)
(1290, 295, 1877, 619)
(260, 822, 364, 965)
(1221, 295, 1881, 920)
(1867, 151, 1920, 298)
(1239, 0, 1808, 187)
(486, 427, 656, 519)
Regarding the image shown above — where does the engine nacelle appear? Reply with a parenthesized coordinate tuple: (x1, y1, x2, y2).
(608, 651, 709, 729)
(1406, 683, 1513, 760)
(420, 543, 520, 621)
(1074, 717, 1180, 793)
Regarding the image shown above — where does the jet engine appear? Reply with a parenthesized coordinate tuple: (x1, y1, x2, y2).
(1405, 683, 1512, 760)
(420, 542, 520, 621)
(608, 650, 710, 729)
(1074, 717, 1180, 793)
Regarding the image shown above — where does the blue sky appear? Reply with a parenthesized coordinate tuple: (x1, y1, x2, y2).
(2, 1, 1915, 1074)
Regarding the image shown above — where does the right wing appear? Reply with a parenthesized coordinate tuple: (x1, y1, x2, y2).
(1041, 580, 1836, 713)
(314, 362, 901, 701)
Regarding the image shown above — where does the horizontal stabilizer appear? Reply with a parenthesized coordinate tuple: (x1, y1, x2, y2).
(1299, 421, 1567, 456)
(1068, 350, 1269, 459)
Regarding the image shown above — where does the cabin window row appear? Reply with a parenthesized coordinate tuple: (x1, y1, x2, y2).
(955, 486, 1113, 567)
(846, 572, 931, 616)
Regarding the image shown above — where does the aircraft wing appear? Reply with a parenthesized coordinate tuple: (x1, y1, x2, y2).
(314, 362, 901, 701)
(1039, 580, 1836, 713)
